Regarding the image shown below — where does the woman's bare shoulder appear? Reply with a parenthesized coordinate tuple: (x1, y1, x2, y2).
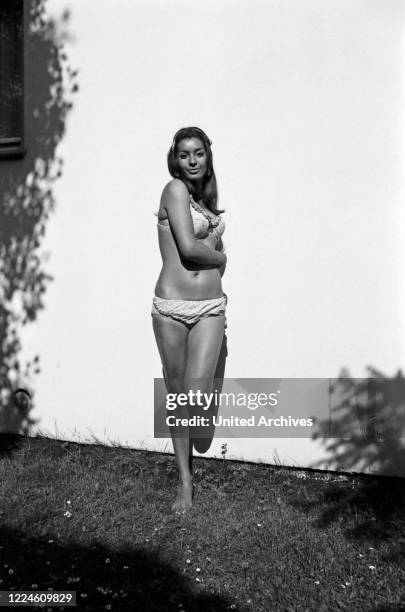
(161, 179, 190, 210)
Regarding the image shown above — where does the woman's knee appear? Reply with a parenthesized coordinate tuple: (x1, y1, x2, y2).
(184, 377, 214, 397)
(164, 374, 185, 393)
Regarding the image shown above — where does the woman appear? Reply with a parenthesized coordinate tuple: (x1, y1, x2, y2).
(152, 126, 227, 511)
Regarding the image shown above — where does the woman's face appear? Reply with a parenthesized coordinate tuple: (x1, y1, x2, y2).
(176, 137, 208, 181)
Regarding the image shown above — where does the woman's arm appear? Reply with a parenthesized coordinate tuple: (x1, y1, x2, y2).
(162, 180, 226, 267)
(215, 237, 226, 277)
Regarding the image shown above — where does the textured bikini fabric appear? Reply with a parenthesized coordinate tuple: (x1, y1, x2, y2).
(155, 195, 225, 243)
(151, 294, 227, 329)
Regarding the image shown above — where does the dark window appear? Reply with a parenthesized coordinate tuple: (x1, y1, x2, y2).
(0, 0, 24, 159)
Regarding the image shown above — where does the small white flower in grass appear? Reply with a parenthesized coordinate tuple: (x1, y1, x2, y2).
(66, 500, 71, 505)
(105, 558, 110, 564)
(257, 523, 262, 527)
(369, 547, 374, 550)
(123, 566, 129, 570)
(63, 511, 72, 518)
(368, 565, 376, 570)
(206, 557, 211, 562)
(80, 594, 87, 599)
(195, 577, 201, 583)
(359, 553, 364, 557)
(314, 580, 320, 585)
(48, 540, 54, 544)
(196, 568, 201, 573)
(341, 585, 346, 589)
(8, 570, 13, 575)
(186, 559, 191, 565)
(345, 582, 351, 586)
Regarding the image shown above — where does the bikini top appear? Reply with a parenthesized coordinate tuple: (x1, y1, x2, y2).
(155, 193, 225, 243)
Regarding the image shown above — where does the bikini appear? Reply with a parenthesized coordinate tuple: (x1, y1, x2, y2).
(151, 193, 227, 329)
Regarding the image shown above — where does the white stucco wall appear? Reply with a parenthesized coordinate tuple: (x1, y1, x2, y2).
(19, 0, 405, 473)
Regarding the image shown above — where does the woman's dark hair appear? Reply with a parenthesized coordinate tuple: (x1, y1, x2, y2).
(167, 126, 224, 215)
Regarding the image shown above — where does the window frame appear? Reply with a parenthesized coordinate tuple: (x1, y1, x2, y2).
(0, 0, 26, 160)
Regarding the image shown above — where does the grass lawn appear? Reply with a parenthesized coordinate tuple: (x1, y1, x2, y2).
(0, 433, 404, 611)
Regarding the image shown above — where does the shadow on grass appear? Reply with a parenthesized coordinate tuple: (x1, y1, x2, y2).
(0, 0, 77, 434)
(0, 432, 28, 458)
(290, 473, 405, 562)
(0, 525, 235, 611)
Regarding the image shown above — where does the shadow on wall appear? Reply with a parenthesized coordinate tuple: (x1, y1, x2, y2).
(0, 1, 77, 434)
(311, 366, 405, 478)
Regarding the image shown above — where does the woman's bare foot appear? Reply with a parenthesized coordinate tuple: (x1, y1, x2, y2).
(172, 480, 193, 512)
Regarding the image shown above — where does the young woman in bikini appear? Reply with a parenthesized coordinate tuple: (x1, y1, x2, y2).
(151, 126, 227, 511)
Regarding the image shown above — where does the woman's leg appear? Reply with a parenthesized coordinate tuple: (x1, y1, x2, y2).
(152, 313, 191, 510)
(185, 314, 226, 466)
(185, 314, 226, 380)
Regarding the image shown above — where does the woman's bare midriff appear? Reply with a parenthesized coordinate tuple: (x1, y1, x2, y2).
(154, 229, 223, 300)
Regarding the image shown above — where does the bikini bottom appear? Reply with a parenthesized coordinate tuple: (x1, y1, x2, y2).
(151, 293, 227, 329)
